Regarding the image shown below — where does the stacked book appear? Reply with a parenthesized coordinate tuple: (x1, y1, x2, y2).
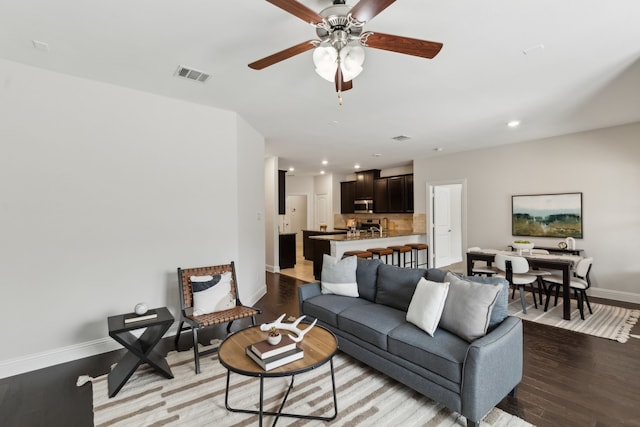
(246, 335, 304, 371)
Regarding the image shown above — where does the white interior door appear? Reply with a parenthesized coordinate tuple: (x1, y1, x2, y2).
(286, 195, 307, 237)
(432, 183, 463, 268)
(315, 193, 329, 230)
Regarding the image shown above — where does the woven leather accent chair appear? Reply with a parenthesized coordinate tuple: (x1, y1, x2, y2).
(175, 262, 261, 373)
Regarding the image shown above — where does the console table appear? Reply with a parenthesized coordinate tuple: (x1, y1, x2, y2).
(508, 245, 583, 256)
(107, 306, 174, 397)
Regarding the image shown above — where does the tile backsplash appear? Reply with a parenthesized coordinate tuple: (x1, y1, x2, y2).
(335, 213, 418, 232)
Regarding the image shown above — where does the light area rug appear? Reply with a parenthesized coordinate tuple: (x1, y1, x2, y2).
(507, 291, 639, 342)
(83, 349, 532, 427)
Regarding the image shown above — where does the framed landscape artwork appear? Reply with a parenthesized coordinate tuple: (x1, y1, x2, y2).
(512, 192, 583, 238)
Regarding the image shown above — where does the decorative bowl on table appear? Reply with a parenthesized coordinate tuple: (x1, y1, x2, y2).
(513, 240, 534, 254)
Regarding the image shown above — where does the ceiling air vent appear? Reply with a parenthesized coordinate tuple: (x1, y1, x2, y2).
(391, 135, 411, 142)
(174, 65, 210, 83)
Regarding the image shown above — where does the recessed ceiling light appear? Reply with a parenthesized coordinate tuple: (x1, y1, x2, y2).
(288, 167, 295, 172)
(320, 170, 325, 175)
(507, 120, 521, 128)
(322, 160, 328, 165)
(354, 164, 361, 169)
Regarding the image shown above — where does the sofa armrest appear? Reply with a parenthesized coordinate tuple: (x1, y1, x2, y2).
(297, 282, 322, 316)
(460, 316, 523, 423)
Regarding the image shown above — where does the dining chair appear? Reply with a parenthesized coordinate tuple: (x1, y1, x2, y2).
(543, 257, 594, 320)
(495, 253, 539, 314)
(527, 249, 553, 305)
(467, 247, 498, 276)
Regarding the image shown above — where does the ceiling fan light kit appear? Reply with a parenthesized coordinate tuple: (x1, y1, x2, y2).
(251, 0, 443, 104)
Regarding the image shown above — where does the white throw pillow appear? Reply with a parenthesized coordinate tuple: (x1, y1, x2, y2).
(321, 254, 359, 297)
(406, 278, 450, 336)
(191, 272, 236, 315)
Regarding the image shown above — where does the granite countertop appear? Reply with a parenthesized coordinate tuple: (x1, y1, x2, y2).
(309, 231, 425, 241)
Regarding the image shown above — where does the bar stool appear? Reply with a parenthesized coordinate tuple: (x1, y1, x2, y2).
(406, 243, 428, 268)
(367, 247, 393, 264)
(342, 250, 373, 259)
(387, 245, 412, 267)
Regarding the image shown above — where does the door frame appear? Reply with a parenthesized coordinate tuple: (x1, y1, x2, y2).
(427, 179, 467, 268)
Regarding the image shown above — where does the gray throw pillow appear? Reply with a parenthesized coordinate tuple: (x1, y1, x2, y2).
(439, 272, 501, 342)
(321, 254, 358, 297)
(375, 264, 427, 311)
(356, 257, 382, 302)
(458, 274, 509, 328)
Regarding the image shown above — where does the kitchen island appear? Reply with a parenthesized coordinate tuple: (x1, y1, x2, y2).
(309, 231, 427, 279)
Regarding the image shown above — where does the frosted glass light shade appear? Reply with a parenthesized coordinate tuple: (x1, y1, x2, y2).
(339, 45, 365, 81)
(313, 46, 338, 82)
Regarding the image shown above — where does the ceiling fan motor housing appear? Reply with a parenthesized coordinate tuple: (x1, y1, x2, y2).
(316, 4, 363, 48)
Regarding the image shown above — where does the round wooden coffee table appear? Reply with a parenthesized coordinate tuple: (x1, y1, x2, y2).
(218, 323, 338, 426)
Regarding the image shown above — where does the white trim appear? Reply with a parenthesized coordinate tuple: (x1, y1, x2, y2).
(265, 264, 280, 273)
(427, 179, 468, 269)
(0, 337, 120, 379)
(589, 288, 640, 304)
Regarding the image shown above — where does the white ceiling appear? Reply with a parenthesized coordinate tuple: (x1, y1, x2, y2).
(1, 0, 639, 176)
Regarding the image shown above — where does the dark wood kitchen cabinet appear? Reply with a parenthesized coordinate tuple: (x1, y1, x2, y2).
(373, 178, 388, 213)
(373, 174, 414, 213)
(278, 170, 286, 215)
(404, 174, 414, 213)
(340, 181, 356, 213)
(355, 170, 380, 200)
(279, 233, 296, 269)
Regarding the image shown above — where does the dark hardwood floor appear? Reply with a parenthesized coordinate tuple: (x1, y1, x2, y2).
(1, 272, 638, 427)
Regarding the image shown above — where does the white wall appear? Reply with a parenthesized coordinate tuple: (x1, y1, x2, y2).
(0, 59, 266, 376)
(264, 157, 279, 273)
(414, 122, 640, 301)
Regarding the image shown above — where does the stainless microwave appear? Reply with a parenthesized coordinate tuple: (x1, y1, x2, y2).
(354, 199, 374, 213)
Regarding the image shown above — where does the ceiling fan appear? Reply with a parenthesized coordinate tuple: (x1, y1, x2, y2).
(248, 0, 443, 104)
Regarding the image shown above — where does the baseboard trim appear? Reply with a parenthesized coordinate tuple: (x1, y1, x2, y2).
(0, 337, 122, 379)
(590, 288, 640, 304)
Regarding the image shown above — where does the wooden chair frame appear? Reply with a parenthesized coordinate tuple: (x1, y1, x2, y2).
(175, 262, 261, 374)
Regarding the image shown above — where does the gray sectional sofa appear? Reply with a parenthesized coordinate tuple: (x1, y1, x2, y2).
(298, 258, 523, 427)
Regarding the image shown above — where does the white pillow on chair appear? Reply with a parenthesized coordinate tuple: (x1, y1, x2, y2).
(191, 272, 236, 315)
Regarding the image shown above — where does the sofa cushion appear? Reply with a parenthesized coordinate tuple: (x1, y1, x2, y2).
(375, 264, 427, 311)
(439, 272, 501, 342)
(338, 304, 407, 351)
(388, 322, 468, 386)
(356, 257, 383, 302)
(321, 254, 358, 297)
(303, 294, 373, 327)
(406, 278, 450, 336)
(425, 268, 448, 283)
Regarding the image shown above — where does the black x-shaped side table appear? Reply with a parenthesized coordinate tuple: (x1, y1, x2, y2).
(107, 306, 174, 397)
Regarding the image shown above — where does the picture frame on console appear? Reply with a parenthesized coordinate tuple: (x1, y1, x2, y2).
(512, 192, 583, 238)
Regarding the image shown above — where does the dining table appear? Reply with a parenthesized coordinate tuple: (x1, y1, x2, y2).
(466, 249, 583, 320)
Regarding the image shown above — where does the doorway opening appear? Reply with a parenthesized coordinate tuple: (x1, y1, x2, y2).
(428, 181, 466, 268)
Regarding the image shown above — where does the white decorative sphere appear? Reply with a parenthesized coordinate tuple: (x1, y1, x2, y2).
(134, 303, 148, 315)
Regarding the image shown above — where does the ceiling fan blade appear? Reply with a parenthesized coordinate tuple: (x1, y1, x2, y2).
(266, 0, 323, 24)
(361, 32, 443, 59)
(350, 0, 396, 23)
(334, 68, 353, 92)
(248, 40, 319, 70)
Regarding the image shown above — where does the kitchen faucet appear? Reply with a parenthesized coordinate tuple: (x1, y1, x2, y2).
(370, 226, 382, 237)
